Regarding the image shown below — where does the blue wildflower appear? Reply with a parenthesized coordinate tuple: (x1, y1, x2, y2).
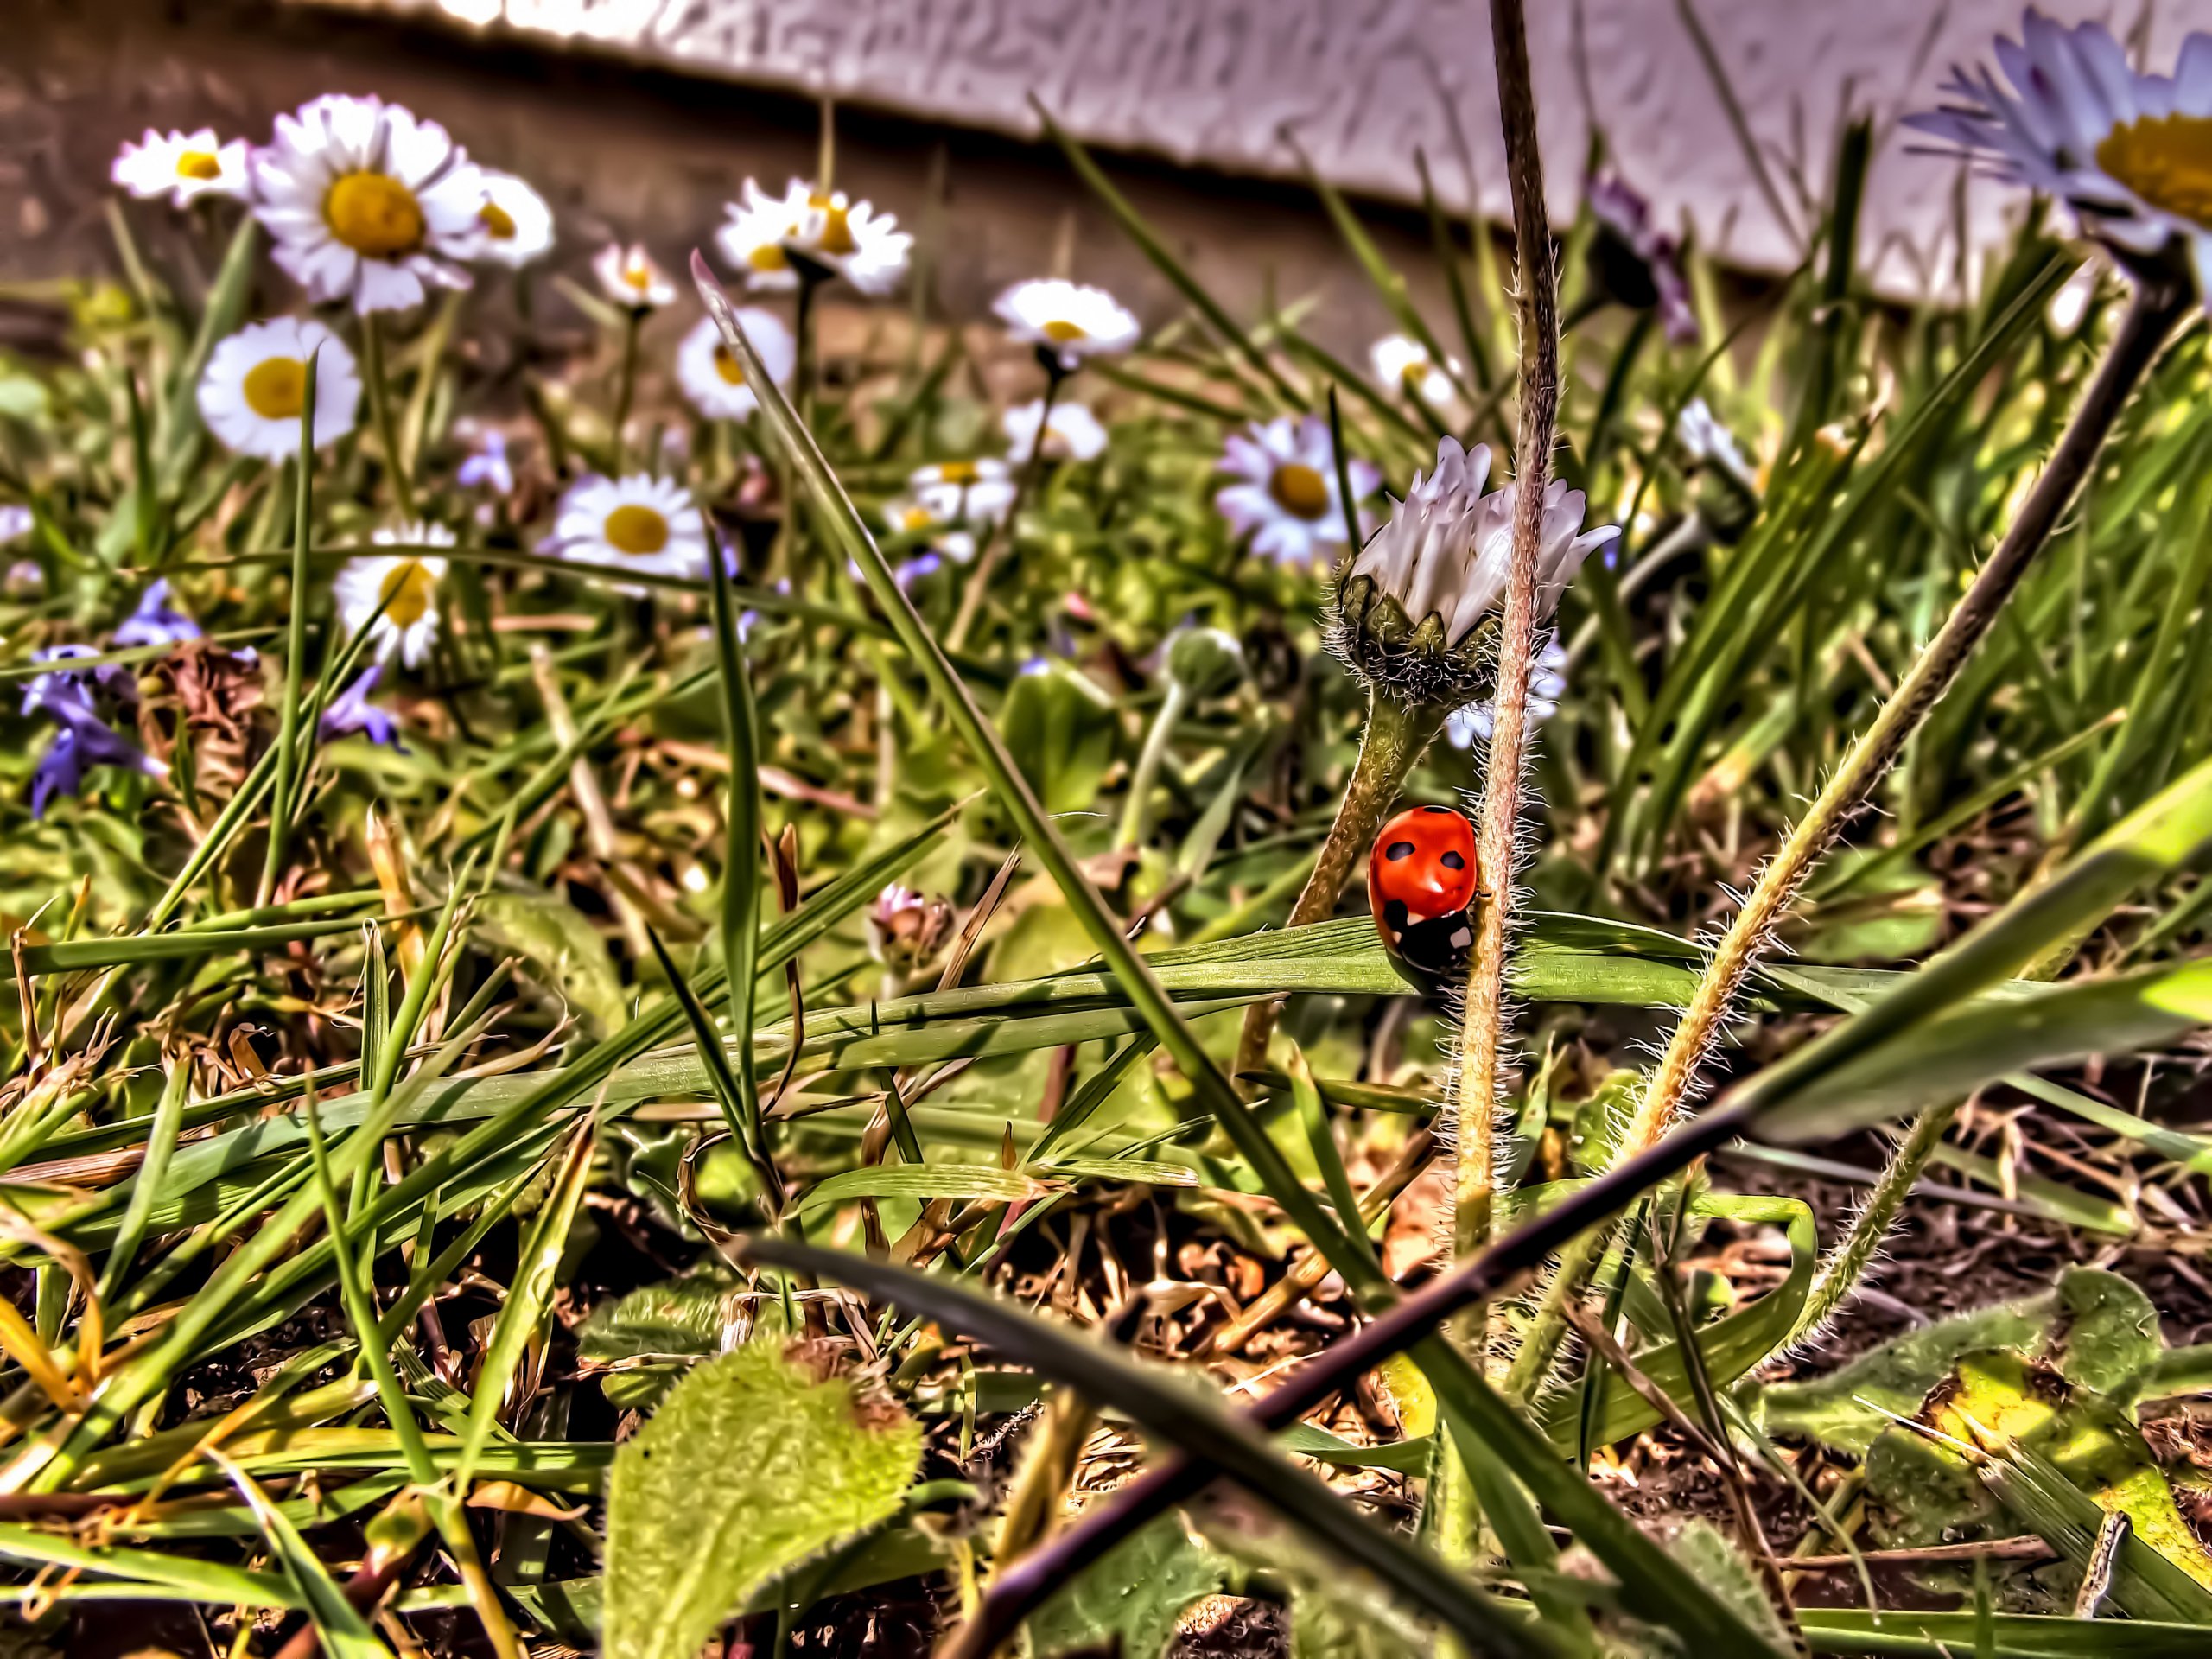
(21, 645, 157, 818)
(320, 666, 403, 748)
(114, 578, 202, 649)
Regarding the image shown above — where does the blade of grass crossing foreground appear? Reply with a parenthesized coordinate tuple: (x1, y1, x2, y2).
(745, 1236, 1564, 1659)
(207, 1450, 387, 1659)
(704, 511, 768, 1158)
(93, 1057, 188, 1302)
(694, 258, 1373, 1287)
(258, 350, 319, 908)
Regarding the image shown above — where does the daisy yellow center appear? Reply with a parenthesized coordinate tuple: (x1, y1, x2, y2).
(1268, 461, 1331, 521)
(242, 357, 308, 422)
(1041, 318, 1086, 343)
(325, 171, 425, 259)
(2096, 113, 2212, 228)
(712, 346, 746, 385)
(378, 560, 435, 629)
(604, 505, 670, 556)
(748, 241, 790, 273)
(623, 260, 656, 292)
(808, 193, 857, 257)
(177, 150, 223, 181)
(902, 507, 934, 530)
(937, 460, 979, 485)
(479, 200, 517, 239)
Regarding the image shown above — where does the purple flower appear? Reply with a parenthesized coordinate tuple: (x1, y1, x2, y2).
(21, 645, 157, 817)
(894, 552, 944, 589)
(113, 579, 201, 649)
(320, 665, 403, 748)
(456, 429, 515, 496)
(1587, 173, 1699, 346)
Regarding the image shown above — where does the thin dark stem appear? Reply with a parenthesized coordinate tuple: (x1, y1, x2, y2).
(938, 1096, 1758, 1659)
(610, 306, 643, 474)
(947, 362, 1063, 652)
(361, 312, 415, 520)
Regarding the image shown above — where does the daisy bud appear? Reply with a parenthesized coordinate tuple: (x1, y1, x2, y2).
(865, 883, 954, 974)
(1332, 438, 1617, 711)
(1165, 626, 1244, 701)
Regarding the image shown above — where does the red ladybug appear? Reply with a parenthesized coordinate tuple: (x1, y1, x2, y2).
(1368, 804, 1480, 983)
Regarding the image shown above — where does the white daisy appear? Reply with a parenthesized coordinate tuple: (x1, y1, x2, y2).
(1370, 334, 1458, 404)
(675, 310, 796, 421)
(473, 169, 555, 269)
(544, 474, 709, 584)
(111, 129, 249, 207)
(251, 94, 487, 315)
(1907, 10, 2212, 299)
(880, 496, 977, 563)
(594, 242, 676, 310)
(993, 279, 1141, 371)
(715, 178, 912, 296)
(1214, 415, 1380, 567)
(197, 317, 362, 461)
(334, 523, 455, 669)
(1002, 398, 1109, 463)
(1676, 397, 1758, 491)
(908, 458, 1016, 530)
(1345, 439, 1618, 648)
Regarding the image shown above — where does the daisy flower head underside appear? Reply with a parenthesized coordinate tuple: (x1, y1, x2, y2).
(715, 179, 912, 296)
(1215, 415, 1380, 569)
(546, 474, 709, 588)
(474, 170, 556, 269)
(113, 128, 249, 207)
(677, 309, 796, 421)
(335, 523, 456, 669)
(1003, 398, 1109, 463)
(1908, 10, 2212, 296)
(595, 243, 676, 310)
(199, 317, 363, 461)
(994, 279, 1141, 371)
(1335, 437, 1617, 709)
(252, 94, 487, 314)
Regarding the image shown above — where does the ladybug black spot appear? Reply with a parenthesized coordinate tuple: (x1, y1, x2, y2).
(1384, 841, 1415, 861)
(1439, 849, 1465, 871)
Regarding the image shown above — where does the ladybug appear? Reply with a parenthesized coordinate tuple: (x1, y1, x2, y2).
(1367, 804, 1480, 985)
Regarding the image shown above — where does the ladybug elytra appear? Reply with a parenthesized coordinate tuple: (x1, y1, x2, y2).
(1367, 804, 1479, 985)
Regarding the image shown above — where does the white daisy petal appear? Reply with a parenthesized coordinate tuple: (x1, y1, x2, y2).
(335, 524, 454, 669)
(112, 129, 251, 207)
(715, 178, 911, 296)
(993, 279, 1141, 369)
(1002, 399, 1109, 462)
(1212, 414, 1367, 567)
(471, 170, 556, 268)
(543, 474, 710, 591)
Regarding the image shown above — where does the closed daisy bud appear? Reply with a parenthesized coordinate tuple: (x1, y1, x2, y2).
(112, 128, 249, 207)
(676, 310, 794, 421)
(993, 279, 1141, 372)
(716, 178, 912, 296)
(1333, 438, 1617, 710)
(198, 318, 362, 461)
(865, 883, 953, 972)
(251, 95, 487, 315)
(334, 524, 454, 669)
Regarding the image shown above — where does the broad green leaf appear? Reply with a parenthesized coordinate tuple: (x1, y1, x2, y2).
(998, 660, 1120, 817)
(478, 891, 627, 1039)
(1027, 1515, 1226, 1659)
(796, 1164, 1048, 1214)
(1751, 1268, 2160, 1452)
(603, 1334, 922, 1659)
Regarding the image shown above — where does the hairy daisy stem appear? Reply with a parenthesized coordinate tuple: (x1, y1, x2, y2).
(1231, 690, 1441, 1089)
(1506, 272, 2190, 1398)
(359, 311, 415, 521)
(948, 363, 1064, 652)
(1451, 0, 1560, 1268)
(609, 305, 643, 473)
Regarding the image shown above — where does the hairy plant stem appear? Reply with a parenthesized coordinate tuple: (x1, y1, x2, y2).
(949, 360, 1064, 652)
(1117, 680, 1187, 851)
(1451, 0, 1560, 1268)
(1231, 690, 1441, 1089)
(1506, 272, 2190, 1397)
(1792, 1098, 1961, 1344)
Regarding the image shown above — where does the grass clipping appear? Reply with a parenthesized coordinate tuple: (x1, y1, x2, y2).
(605, 1332, 922, 1658)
